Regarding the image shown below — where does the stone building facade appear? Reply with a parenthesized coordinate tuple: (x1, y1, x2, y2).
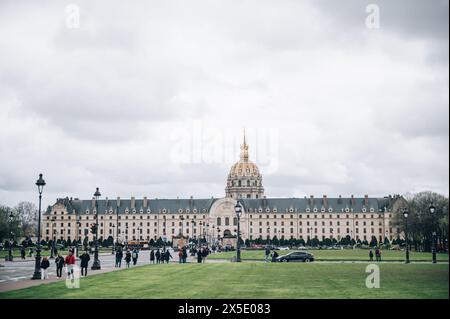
(42, 135, 404, 246)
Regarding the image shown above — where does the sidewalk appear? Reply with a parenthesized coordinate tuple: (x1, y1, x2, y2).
(0, 266, 123, 293)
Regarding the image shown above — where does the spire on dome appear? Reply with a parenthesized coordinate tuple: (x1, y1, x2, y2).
(240, 129, 249, 162)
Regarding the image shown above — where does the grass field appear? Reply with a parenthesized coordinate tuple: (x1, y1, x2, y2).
(207, 249, 450, 261)
(0, 263, 448, 299)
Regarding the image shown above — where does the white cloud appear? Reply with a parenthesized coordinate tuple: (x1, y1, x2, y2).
(0, 0, 448, 209)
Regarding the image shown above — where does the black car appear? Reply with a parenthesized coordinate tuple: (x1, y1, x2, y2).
(276, 251, 314, 262)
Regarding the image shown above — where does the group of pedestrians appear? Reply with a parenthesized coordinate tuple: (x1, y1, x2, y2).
(369, 248, 382, 262)
(149, 248, 172, 264)
(264, 246, 279, 262)
(39, 249, 81, 280)
(115, 247, 142, 268)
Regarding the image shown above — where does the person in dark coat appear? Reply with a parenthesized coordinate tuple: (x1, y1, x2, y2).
(182, 247, 188, 263)
(132, 249, 139, 265)
(80, 251, 90, 276)
(40, 256, 50, 280)
(125, 250, 132, 268)
(150, 249, 155, 264)
(178, 249, 183, 263)
(20, 246, 26, 260)
(197, 249, 203, 263)
(164, 250, 172, 263)
(271, 250, 279, 262)
(115, 247, 123, 268)
(375, 248, 381, 262)
(55, 253, 65, 278)
(28, 248, 33, 257)
(155, 249, 161, 264)
(201, 247, 208, 263)
(369, 250, 374, 261)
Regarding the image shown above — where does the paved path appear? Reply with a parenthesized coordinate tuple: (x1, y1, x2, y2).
(0, 249, 177, 293)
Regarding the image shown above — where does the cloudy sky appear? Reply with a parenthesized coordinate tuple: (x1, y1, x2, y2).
(0, 0, 448, 209)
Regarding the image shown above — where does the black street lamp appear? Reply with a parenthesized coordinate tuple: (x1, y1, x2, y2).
(91, 187, 101, 270)
(6, 211, 14, 262)
(50, 216, 56, 259)
(180, 216, 184, 237)
(234, 202, 242, 262)
(76, 218, 81, 257)
(111, 224, 116, 254)
(403, 209, 410, 264)
(429, 205, 437, 264)
(267, 227, 271, 246)
(32, 173, 46, 280)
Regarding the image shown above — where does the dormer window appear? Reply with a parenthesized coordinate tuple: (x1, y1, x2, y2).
(370, 208, 375, 213)
(328, 208, 333, 213)
(85, 210, 89, 214)
(362, 208, 367, 213)
(306, 208, 311, 213)
(193, 208, 197, 213)
(321, 207, 326, 213)
(313, 208, 318, 213)
(178, 209, 183, 213)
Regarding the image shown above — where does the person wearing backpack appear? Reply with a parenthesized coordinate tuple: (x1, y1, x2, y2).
(80, 251, 90, 276)
(125, 250, 132, 268)
(150, 249, 155, 264)
(369, 250, 374, 261)
(132, 249, 139, 265)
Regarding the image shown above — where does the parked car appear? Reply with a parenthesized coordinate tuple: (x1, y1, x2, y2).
(278, 246, 289, 250)
(297, 246, 306, 250)
(276, 251, 314, 262)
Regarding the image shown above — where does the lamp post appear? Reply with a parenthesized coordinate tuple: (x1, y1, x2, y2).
(116, 202, 119, 251)
(212, 224, 215, 246)
(267, 227, 271, 246)
(50, 216, 56, 259)
(6, 211, 14, 262)
(76, 218, 81, 257)
(192, 221, 196, 246)
(403, 209, 410, 264)
(429, 205, 437, 264)
(234, 202, 242, 262)
(111, 224, 116, 254)
(91, 187, 101, 270)
(32, 173, 45, 280)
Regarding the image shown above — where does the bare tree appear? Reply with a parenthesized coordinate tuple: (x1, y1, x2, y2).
(15, 201, 38, 238)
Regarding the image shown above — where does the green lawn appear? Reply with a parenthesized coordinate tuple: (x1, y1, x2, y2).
(207, 249, 449, 261)
(0, 263, 448, 299)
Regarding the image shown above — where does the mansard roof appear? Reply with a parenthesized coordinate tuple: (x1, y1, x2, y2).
(48, 195, 398, 215)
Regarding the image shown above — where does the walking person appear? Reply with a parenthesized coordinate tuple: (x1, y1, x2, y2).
(264, 246, 271, 262)
(271, 250, 279, 262)
(182, 246, 188, 263)
(132, 249, 139, 266)
(40, 256, 50, 280)
(375, 248, 381, 262)
(28, 247, 33, 258)
(178, 249, 183, 263)
(164, 249, 172, 264)
(369, 250, 374, 262)
(115, 246, 123, 268)
(20, 246, 26, 260)
(125, 249, 132, 268)
(197, 248, 203, 263)
(150, 249, 155, 264)
(202, 247, 208, 263)
(55, 253, 64, 279)
(80, 250, 90, 277)
(155, 249, 161, 264)
(64, 250, 76, 282)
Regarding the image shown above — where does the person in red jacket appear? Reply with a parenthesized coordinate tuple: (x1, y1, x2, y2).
(64, 249, 76, 281)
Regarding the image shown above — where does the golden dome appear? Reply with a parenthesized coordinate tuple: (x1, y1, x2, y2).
(228, 131, 261, 178)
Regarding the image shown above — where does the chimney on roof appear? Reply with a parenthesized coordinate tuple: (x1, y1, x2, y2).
(310, 195, 314, 206)
(323, 195, 328, 207)
(351, 195, 355, 206)
(131, 196, 135, 209)
(364, 194, 369, 206)
(117, 196, 120, 207)
(338, 195, 342, 204)
(143, 196, 148, 208)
